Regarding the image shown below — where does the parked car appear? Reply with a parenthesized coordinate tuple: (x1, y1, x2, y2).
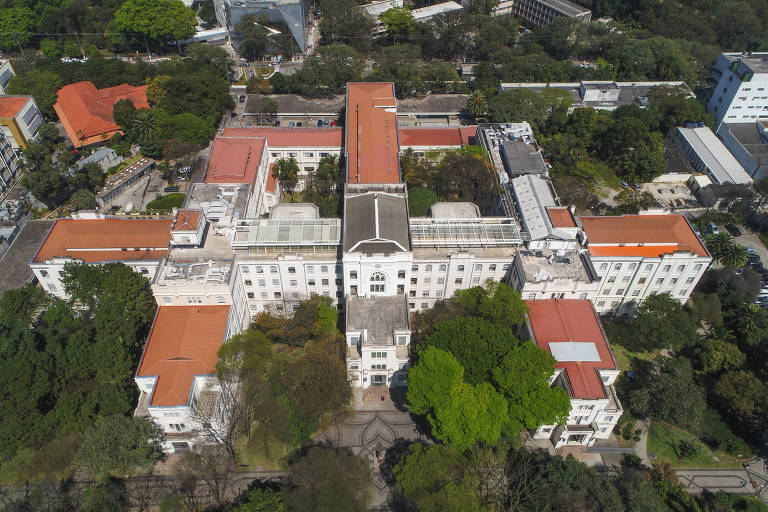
(109, 205, 120, 212)
(724, 224, 742, 236)
(620, 181, 630, 189)
(630, 183, 641, 190)
(708, 222, 720, 235)
(164, 186, 179, 193)
(239, 95, 246, 102)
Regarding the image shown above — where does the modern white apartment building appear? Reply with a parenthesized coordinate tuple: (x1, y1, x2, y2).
(579, 214, 712, 316)
(0, 60, 15, 95)
(707, 53, 768, 128)
(525, 299, 622, 447)
(0, 95, 44, 150)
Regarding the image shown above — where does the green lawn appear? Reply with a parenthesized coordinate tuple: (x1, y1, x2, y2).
(648, 422, 744, 469)
(234, 436, 296, 471)
(610, 343, 656, 373)
(146, 193, 185, 211)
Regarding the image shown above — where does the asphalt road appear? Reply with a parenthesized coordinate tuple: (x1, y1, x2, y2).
(677, 458, 768, 503)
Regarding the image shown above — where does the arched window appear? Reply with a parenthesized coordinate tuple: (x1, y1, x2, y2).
(370, 272, 386, 292)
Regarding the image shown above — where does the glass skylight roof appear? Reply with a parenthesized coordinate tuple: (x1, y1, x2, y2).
(233, 219, 342, 246)
(409, 218, 525, 246)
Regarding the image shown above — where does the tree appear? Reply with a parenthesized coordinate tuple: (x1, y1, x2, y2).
(292, 45, 364, 97)
(177, 445, 237, 506)
(713, 370, 768, 441)
(0, 8, 36, 51)
(492, 341, 571, 432)
(648, 86, 713, 132)
(465, 89, 488, 117)
(605, 293, 697, 352)
(283, 446, 372, 512)
(231, 488, 285, 512)
(188, 43, 233, 79)
(627, 356, 706, 430)
(74, 416, 162, 479)
(69, 189, 95, 211)
(109, 0, 197, 47)
(407, 347, 507, 450)
(613, 189, 657, 214)
(694, 337, 745, 373)
(379, 7, 415, 37)
(172, 112, 215, 145)
(393, 444, 483, 512)
(237, 15, 270, 62)
(282, 349, 351, 427)
(370, 44, 426, 98)
(273, 157, 299, 196)
(80, 479, 130, 512)
(705, 233, 747, 267)
(6, 70, 64, 118)
(113, 98, 139, 134)
(454, 282, 528, 328)
(408, 186, 438, 216)
(131, 110, 159, 143)
(425, 316, 519, 385)
(318, 0, 374, 52)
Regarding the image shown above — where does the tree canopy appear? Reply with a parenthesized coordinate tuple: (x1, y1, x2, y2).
(109, 0, 197, 46)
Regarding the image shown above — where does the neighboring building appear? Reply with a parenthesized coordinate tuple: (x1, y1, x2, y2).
(500, 139, 548, 178)
(499, 81, 693, 111)
(510, 175, 580, 250)
(398, 126, 476, 154)
(244, 93, 471, 127)
(360, 0, 403, 17)
(706, 52, 768, 128)
(411, 1, 463, 22)
(511, 0, 591, 26)
(204, 135, 271, 216)
(0, 61, 15, 95)
(669, 125, 752, 185)
(511, 249, 599, 301)
(53, 81, 149, 148)
(0, 95, 43, 150)
(97, 157, 155, 208)
(30, 217, 173, 299)
(525, 299, 622, 448)
(76, 147, 122, 172)
(213, 0, 308, 53)
(579, 214, 712, 316)
(0, 131, 22, 195)
(134, 305, 231, 452)
(716, 120, 768, 179)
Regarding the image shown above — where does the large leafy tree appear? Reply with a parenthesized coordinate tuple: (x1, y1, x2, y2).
(713, 370, 768, 441)
(284, 446, 372, 512)
(605, 293, 697, 352)
(318, 0, 374, 52)
(6, 70, 64, 119)
(109, 0, 196, 46)
(74, 416, 162, 479)
(407, 347, 507, 450)
(425, 316, 519, 385)
(292, 45, 364, 97)
(273, 157, 300, 196)
(0, 8, 36, 51)
(393, 444, 483, 512)
(492, 342, 571, 432)
(379, 7, 415, 37)
(454, 281, 528, 328)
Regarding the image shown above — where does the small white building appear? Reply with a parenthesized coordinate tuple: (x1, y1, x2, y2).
(510, 249, 600, 301)
(0, 60, 15, 94)
(670, 125, 752, 185)
(345, 295, 410, 388)
(525, 299, 622, 448)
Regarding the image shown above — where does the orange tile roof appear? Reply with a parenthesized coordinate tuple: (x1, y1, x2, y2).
(172, 210, 201, 231)
(398, 126, 466, 147)
(221, 127, 342, 147)
(579, 214, 709, 258)
(33, 218, 172, 263)
(205, 136, 265, 185)
(266, 163, 278, 193)
(346, 82, 400, 184)
(53, 81, 149, 147)
(0, 96, 30, 118)
(137, 305, 230, 406)
(546, 206, 576, 228)
(526, 299, 617, 399)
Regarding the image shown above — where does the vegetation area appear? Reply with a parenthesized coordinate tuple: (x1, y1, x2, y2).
(606, 268, 768, 467)
(0, 263, 160, 484)
(146, 192, 185, 211)
(401, 146, 499, 214)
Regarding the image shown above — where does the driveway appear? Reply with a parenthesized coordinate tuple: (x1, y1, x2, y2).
(677, 458, 768, 502)
(732, 229, 768, 268)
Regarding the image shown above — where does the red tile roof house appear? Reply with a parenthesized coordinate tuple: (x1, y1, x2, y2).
(30, 217, 172, 299)
(53, 81, 149, 148)
(134, 305, 231, 452)
(524, 299, 623, 448)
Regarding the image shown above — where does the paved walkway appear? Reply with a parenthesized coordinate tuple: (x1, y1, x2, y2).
(318, 388, 421, 509)
(677, 459, 768, 502)
(634, 419, 651, 466)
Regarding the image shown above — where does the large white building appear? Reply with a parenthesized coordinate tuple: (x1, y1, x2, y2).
(526, 299, 622, 447)
(28, 82, 712, 452)
(707, 52, 768, 128)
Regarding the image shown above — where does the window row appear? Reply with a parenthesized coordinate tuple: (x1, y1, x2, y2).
(242, 265, 339, 274)
(597, 262, 703, 272)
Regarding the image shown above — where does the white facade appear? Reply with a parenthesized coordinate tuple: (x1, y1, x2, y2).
(707, 53, 768, 128)
(32, 257, 161, 299)
(0, 60, 14, 94)
(265, 143, 342, 192)
(591, 253, 709, 316)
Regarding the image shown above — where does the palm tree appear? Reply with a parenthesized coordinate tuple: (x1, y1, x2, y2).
(131, 110, 158, 143)
(273, 157, 299, 197)
(704, 233, 734, 262)
(312, 154, 339, 197)
(720, 243, 749, 268)
(464, 89, 487, 118)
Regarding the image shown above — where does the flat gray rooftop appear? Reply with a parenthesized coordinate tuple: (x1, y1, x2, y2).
(517, 250, 595, 282)
(539, 0, 591, 16)
(429, 201, 480, 219)
(500, 140, 547, 176)
(725, 53, 768, 74)
(270, 203, 319, 220)
(346, 295, 409, 346)
(184, 183, 250, 217)
(246, 94, 344, 115)
(0, 219, 54, 296)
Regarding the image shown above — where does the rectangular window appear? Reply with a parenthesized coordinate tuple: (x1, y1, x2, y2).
(694, 264, 702, 270)
(628, 263, 636, 270)
(645, 264, 653, 270)
(351, 285, 358, 295)
(274, 292, 282, 299)
(261, 292, 268, 299)
(663, 265, 671, 272)
(397, 336, 407, 345)
(307, 265, 314, 273)
(622, 276, 630, 282)
(303, 152, 313, 158)
(397, 284, 404, 294)
(671, 278, 678, 284)
(410, 277, 417, 285)
(245, 280, 252, 286)
(656, 278, 664, 284)
(597, 301, 605, 307)
(370, 284, 385, 292)
(290, 280, 297, 287)
(439, 264, 447, 271)
(409, 290, 416, 297)
(256, 266, 264, 273)
(474, 264, 482, 271)
(680, 289, 689, 296)
(398, 270, 405, 279)
(614, 263, 622, 270)
(258, 279, 266, 286)
(371, 351, 386, 358)
(371, 364, 387, 370)
(292, 292, 299, 299)
(424, 277, 431, 284)
(436, 290, 443, 298)
(599, 263, 607, 270)
(308, 279, 315, 286)
(437, 277, 445, 285)
(422, 291, 429, 297)
(607, 276, 616, 283)
(421, 303, 428, 309)
(602, 289, 612, 295)
(321, 265, 328, 273)
(457, 265, 465, 272)
(502, 264, 510, 270)
(638, 277, 646, 284)
(489, 264, 497, 271)
(242, 266, 249, 273)
(288, 267, 296, 274)
(686, 276, 695, 283)
(272, 279, 279, 286)
(270, 266, 278, 273)
(322, 279, 329, 286)
(455, 278, 463, 285)
(350, 271, 357, 279)
(412, 265, 418, 272)
(425, 264, 432, 272)
(631, 290, 640, 296)
(472, 277, 480, 284)
(616, 288, 625, 295)
(247, 292, 254, 299)
(677, 265, 686, 272)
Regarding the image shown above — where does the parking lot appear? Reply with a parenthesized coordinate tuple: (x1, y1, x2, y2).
(638, 181, 697, 210)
